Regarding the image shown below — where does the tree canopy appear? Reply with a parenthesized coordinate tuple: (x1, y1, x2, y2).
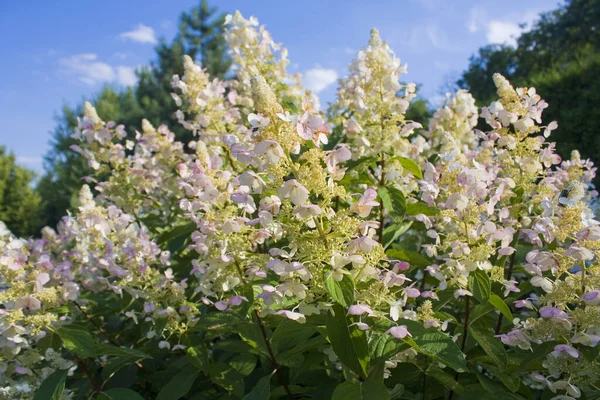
(0, 146, 41, 237)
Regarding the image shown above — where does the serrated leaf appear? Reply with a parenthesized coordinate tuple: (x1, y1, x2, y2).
(382, 222, 413, 249)
(230, 353, 257, 376)
(56, 325, 96, 358)
(386, 246, 432, 268)
(33, 370, 67, 400)
(368, 332, 408, 361)
(468, 269, 491, 303)
(325, 273, 355, 307)
(377, 186, 406, 219)
(426, 364, 463, 394)
(98, 388, 145, 400)
(396, 157, 423, 179)
(488, 294, 513, 321)
(205, 363, 244, 397)
(470, 325, 508, 366)
(156, 368, 199, 400)
(331, 381, 389, 400)
(405, 202, 440, 216)
(242, 374, 272, 400)
(326, 304, 370, 379)
(401, 320, 467, 372)
(271, 319, 316, 354)
(95, 344, 148, 360)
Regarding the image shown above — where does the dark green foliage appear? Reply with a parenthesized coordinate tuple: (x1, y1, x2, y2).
(0, 146, 42, 237)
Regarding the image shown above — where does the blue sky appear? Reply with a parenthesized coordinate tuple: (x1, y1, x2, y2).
(0, 0, 560, 173)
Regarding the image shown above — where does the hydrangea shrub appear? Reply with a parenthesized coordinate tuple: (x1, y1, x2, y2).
(1, 11, 599, 400)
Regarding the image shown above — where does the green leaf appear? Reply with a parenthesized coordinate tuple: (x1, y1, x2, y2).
(377, 186, 406, 219)
(56, 326, 96, 358)
(396, 157, 423, 179)
(343, 156, 378, 170)
(468, 269, 491, 303)
(205, 363, 244, 397)
(476, 372, 525, 399)
(405, 202, 440, 216)
(156, 368, 199, 400)
(470, 326, 508, 366)
(95, 344, 148, 360)
(382, 222, 413, 249)
(326, 304, 370, 379)
(271, 319, 316, 354)
(401, 320, 467, 372)
(325, 273, 355, 307)
(331, 381, 390, 400)
(230, 353, 257, 376)
(426, 364, 463, 394)
(488, 294, 513, 321)
(157, 222, 196, 245)
(186, 345, 209, 370)
(98, 388, 145, 400)
(386, 246, 432, 268)
(368, 332, 408, 361)
(242, 374, 272, 400)
(33, 370, 67, 400)
(389, 384, 405, 400)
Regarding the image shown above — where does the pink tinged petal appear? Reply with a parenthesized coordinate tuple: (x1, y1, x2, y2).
(228, 296, 248, 306)
(276, 310, 306, 323)
(388, 325, 411, 339)
(554, 344, 579, 358)
(498, 247, 516, 256)
(351, 322, 370, 331)
(348, 304, 373, 316)
(215, 301, 228, 311)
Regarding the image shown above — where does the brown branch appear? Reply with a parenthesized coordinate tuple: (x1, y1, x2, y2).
(378, 155, 386, 243)
(495, 251, 516, 335)
(449, 296, 470, 400)
(234, 258, 294, 399)
(73, 354, 101, 394)
(253, 309, 294, 399)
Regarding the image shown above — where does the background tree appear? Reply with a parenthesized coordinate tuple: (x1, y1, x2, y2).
(0, 146, 42, 237)
(458, 0, 600, 185)
(36, 0, 231, 231)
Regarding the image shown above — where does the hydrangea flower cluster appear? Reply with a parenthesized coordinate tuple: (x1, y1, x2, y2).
(1, 10, 598, 400)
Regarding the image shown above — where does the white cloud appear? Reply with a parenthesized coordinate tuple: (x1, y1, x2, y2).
(467, 7, 543, 47)
(486, 21, 522, 47)
(303, 67, 338, 93)
(16, 156, 43, 166)
(59, 54, 115, 85)
(467, 8, 483, 33)
(59, 53, 137, 86)
(116, 66, 137, 86)
(119, 24, 157, 44)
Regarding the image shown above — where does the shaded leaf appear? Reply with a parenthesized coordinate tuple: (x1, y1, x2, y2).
(326, 304, 370, 379)
(98, 388, 145, 400)
(242, 374, 272, 400)
(396, 157, 423, 179)
(468, 269, 491, 303)
(470, 326, 508, 366)
(33, 370, 67, 400)
(325, 273, 355, 307)
(488, 294, 513, 321)
(331, 381, 389, 400)
(156, 368, 199, 400)
(56, 326, 96, 358)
